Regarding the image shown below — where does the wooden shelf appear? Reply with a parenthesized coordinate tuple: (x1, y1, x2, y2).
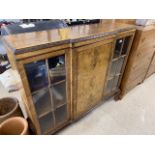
(108, 73, 121, 80)
(55, 103, 66, 110)
(38, 109, 53, 119)
(112, 54, 126, 62)
(31, 79, 66, 95)
(32, 86, 49, 95)
(51, 79, 66, 86)
(39, 112, 54, 134)
(38, 104, 67, 119)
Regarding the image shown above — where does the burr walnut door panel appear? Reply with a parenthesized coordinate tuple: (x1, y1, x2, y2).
(73, 41, 113, 119)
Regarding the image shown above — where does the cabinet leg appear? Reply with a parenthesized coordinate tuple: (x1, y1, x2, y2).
(114, 93, 123, 101)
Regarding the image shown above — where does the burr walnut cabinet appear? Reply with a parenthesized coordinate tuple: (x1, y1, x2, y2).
(2, 22, 135, 134)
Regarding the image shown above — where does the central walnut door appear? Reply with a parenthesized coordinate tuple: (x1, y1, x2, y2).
(73, 40, 114, 119)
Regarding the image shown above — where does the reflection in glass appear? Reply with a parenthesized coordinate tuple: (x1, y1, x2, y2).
(32, 88, 53, 116)
(48, 55, 66, 84)
(115, 58, 125, 74)
(110, 61, 116, 77)
(105, 79, 114, 94)
(122, 36, 131, 55)
(25, 60, 48, 92)
(55, 105, 67, 125)
(39, 112, 54, 134)
(113, 38, 124, 58)
(112, 76, 120, 90)
(50, 82, 66, 108)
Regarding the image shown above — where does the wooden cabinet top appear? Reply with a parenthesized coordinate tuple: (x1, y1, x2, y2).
(2, 22, 135, 54)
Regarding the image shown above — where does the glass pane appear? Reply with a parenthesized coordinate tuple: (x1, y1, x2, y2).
(39, 112, 54, 134)
(113, 38, 124, 58)
(25, 60, 48, 92)
(48, 55, 66, 84)
(55, 105, 68, 126)
(115, 58, 125, 74)
(32, 88, 53, 116)
(105, 78, 114, 94)
(109, 61, 116, 77)
(112, 76, 120, 90)
(121, 36, 131, 55)
(50, 81, 66, 109)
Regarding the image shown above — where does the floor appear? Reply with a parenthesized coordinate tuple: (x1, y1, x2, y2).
(58, 74, 155, 135)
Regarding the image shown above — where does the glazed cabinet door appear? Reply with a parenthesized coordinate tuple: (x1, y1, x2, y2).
(73, 40, 114, 119)
(104, 34, 134, 98)
(19, 49, 71, 134)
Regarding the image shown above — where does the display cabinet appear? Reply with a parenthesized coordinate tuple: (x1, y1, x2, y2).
(2, 22, 135, 134)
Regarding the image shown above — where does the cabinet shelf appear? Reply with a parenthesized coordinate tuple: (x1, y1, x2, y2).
(112, 54, 126, 62)
(55, 103, 66, 110)
(51, 79, 66, 86)
(38, 104, 67, 134)
(32, 86, 48, 95)
(39, 112, 54, 134)
(38, 102, 67, 119)
(54, 104, 68, 126)
(113, 51, 120, 58)
(38, 109, 53, 119)
(108, 73, 121, 80)
(49, 71, 66, 84)
(48, 55, 66, 84)
(50, 81, 66, 111)
(32, 88, 53, 116)
(31, 80, 66, 95)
